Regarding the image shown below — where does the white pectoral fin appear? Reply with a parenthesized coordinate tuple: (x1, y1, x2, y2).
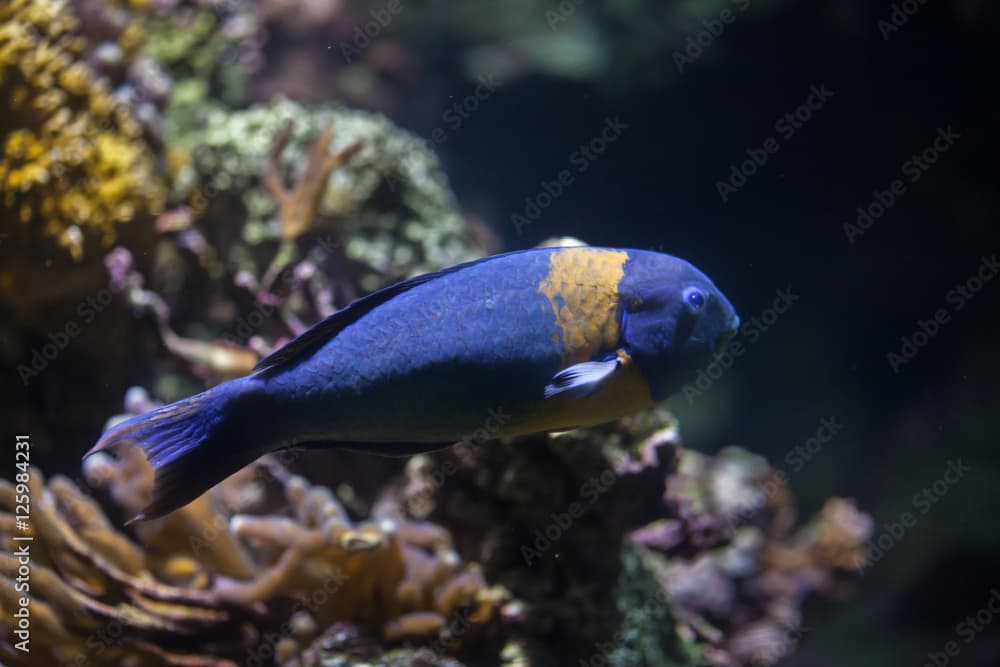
(544, 352, 622, 399)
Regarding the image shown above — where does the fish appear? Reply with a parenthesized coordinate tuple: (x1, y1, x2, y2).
(85, 246, 740, 522)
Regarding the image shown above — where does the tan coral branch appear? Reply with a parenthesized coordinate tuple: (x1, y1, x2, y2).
(261, 118, 364, 242)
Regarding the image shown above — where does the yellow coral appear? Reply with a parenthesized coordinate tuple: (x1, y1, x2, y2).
(0, 0, 165, 261)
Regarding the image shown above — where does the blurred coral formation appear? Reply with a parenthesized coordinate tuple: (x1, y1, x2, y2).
(246, 0, 775, 104)
(96, 97, 485, 389)
(399, 408, 871, 666)
(0, 0, 166, 263)
(638, 448, 871, 666)
(0, 390, 507, 667)
(1, 0, 871, 665)
(0, 402, 870, 665)
(168, 99, 485, 293)
(141, 0, 264, 110)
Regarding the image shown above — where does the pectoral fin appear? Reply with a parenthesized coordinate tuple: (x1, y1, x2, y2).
(544, 351, 623, 399)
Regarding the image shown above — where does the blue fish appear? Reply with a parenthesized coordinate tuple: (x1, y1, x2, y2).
(86, 246, 739, 521)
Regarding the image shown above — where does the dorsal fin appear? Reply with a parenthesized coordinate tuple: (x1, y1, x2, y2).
(252, 249, 533, 375)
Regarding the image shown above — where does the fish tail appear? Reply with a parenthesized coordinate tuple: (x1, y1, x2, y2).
(85, 378, 271, 523)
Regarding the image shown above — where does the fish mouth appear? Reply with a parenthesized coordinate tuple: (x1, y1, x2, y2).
(713, 314, 740, 353)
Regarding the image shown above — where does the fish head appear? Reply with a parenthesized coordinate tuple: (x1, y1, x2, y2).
(619, 251, 740, 400)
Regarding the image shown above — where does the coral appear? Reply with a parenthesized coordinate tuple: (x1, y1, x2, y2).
(106, 246, 263, 379)
(633, 447, 871, 666)
(398, 408, 686, 665)
(0, 391, 506, 667)
(170, 98, 486, 293)
(0, 0, 167, 263)
(140, 0, 263, 108)
(263, 118, 364, 243)
(290, 622, 471, 667)
(0, 93, 488, 441)
(398, 407, 871, 666)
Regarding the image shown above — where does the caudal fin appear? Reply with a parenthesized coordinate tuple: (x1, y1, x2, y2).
(85, 380, 268, 523)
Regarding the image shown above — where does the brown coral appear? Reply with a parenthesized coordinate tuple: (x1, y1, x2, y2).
(262, 118, 364, 243)
(256, 117, 364, 293)
(0, 0, 166, 262)
(0, 396, 505, 666)
(398, 407, 871, 667)
(637, 446, 872, 666)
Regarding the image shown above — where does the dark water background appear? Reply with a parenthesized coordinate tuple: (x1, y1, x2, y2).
(399, 2, 998, 665)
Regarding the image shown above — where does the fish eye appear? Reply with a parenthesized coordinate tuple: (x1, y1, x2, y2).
(683, 287, 706, 313)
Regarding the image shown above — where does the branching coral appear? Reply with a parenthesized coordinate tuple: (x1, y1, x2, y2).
(106, 246, 262, 379)
(0, 464, 247, 666)
(141, 0, 263, 109)
(0, 0, 167, 262)
(399, 407, 871, 666)
(634, 446, 871, 666)
(106, 98, 492, 392)
(0, 390, 506, 666)
(170, 98, 487, 292)
(9, 97, 485, 419)
(262, 118, 364, 243)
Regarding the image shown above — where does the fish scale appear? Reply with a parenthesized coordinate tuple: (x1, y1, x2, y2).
(86, 245, 739, 522)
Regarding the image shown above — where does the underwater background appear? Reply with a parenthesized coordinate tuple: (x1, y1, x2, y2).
(1, 0, 997, 665)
